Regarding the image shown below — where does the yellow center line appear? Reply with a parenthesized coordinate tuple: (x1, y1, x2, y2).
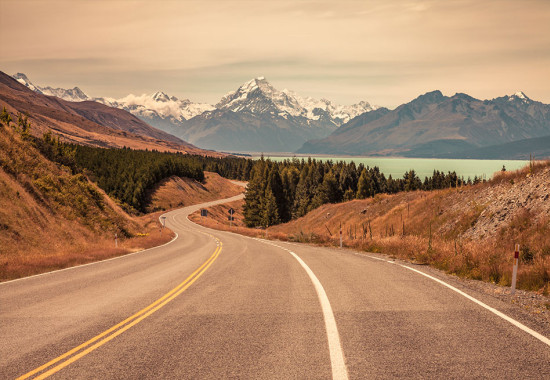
(18, 241, 222, 380)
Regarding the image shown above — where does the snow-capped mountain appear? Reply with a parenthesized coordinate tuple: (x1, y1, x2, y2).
(11, 73, 214, 122)
(298, 90, 550, 157)
(94, 92, 214, 123)
(11, 73, 380, 152)
(13, 73, 91, 102)
(177, 77, 378, 152)
(216, 77, 376, 125)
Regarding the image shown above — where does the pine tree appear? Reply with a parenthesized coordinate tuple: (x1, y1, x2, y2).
(243, 163, 266, 227)
(356, 168, 371, 199)
(262, 187, 280, 226)
(292, 165, 313, 218)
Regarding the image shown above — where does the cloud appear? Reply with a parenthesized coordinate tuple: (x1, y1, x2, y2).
(1, 0, 549, 107)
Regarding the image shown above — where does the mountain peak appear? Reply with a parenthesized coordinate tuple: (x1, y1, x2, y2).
(12, 72, 42, 93)
(13, 73, 30, 81)
(510, 91, 530, 102)
(152, 91, 172, 102)
(416, 90, 445, 103)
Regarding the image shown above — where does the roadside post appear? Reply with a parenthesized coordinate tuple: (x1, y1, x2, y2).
(511, 244, 519, 295)
(160, 216, 166, 235)
(339, 223, 343, 248)
(200, 209, 207, 221)
(228, 208, 235, 227)
(115, 233, 118, 248)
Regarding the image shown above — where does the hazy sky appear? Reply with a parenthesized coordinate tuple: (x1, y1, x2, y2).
(1, 0, 549, 108)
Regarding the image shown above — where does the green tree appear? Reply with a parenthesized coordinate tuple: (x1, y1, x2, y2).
(356, 168, 372, 199)
(403, 170, 422, 191)
(0, 107, 12, 127)
(243, 163, 267, 227)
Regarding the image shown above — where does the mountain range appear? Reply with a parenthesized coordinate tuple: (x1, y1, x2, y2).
(13, 73, 377, 152)
(12, 72, 550, 159)
(298, 90, 550, 159)
(1, 72, 212, 155)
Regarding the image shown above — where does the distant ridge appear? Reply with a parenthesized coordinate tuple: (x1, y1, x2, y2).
(297, 90, 550, 158)
(13, 73, 378, 152)
(0, 71, 214, 155)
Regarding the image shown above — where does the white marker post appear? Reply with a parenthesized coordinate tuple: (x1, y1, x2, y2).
(228, 208, 235, 228)
(115, 233, 118, 248)
(160, 216, 166, 236)
(511, 244, 519, 295)
(339, 223, 343, 248)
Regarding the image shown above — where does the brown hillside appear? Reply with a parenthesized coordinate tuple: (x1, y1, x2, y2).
(146, 172, 245, 212)
(0, 71, 221, 156)
(0, 124, 237, 281)
(194, 162, 550, 294)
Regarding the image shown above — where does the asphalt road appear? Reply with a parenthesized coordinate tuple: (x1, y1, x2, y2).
(1, 194, 549, 379)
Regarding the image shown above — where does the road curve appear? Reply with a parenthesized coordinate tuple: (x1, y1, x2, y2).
(1, 194, 549, 379)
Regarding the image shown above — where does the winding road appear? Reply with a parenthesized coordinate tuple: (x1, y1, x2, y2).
(1, 194, 549, 379)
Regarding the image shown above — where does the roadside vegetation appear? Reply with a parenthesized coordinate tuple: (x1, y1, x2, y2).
(0, 108, 244, 280)
(243, 156, 484, 228)
(194, 161, 550, 295)
(34, 134, 251, 213)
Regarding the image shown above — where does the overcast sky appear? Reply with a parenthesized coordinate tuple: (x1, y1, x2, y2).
(1, 0, 549, 108)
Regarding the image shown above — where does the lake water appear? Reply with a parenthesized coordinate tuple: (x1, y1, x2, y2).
(253, 155, 528, 180)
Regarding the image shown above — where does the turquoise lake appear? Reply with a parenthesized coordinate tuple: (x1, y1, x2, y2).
(253, 155, 528, 180)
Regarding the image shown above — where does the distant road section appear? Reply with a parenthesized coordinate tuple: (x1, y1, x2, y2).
(1, 194, 549, 379)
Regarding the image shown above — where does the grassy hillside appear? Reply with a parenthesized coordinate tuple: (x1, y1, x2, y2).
(146, 172, 244, 213)
(194, 162, 550, 294)
(0, 121, 243, 281)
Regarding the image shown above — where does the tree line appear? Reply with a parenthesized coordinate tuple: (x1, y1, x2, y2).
(32, 130, 251, 213)
(3, 108, 480, 222)
(243, 157, 480, 228)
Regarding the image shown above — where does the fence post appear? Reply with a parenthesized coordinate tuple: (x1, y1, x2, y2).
(511, 244, 519, 295)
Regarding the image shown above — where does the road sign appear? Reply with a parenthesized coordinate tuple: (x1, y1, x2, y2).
(201, 209, 208, 217)
(228, 208, 235, 215)
(228, 216, 234, 221)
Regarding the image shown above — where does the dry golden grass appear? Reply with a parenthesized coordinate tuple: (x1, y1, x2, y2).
(146, 172, 244, 212)
(193, 161, 550, 295)
(0, 127, 237, 281)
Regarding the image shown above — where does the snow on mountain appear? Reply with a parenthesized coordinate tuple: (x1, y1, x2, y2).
(41, 86, 91, 102)
(508, 91, 531, 103)
(216, 77, 377, 125)
(99, 92, 215, 121)
(12, 73, 90, 102)
(13, 73, 44, 95)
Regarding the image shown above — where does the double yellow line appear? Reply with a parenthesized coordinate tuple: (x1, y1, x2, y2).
(18, 241, 222, 380)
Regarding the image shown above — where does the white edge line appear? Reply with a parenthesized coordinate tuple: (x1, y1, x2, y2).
(401, 264, 550, 347)
(287, 249, 349, 380)
(3, 193, 246, 286)
(1, 216, 178, 286)
(253, 238, 348, 380)
(259, 241, 550, 348)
